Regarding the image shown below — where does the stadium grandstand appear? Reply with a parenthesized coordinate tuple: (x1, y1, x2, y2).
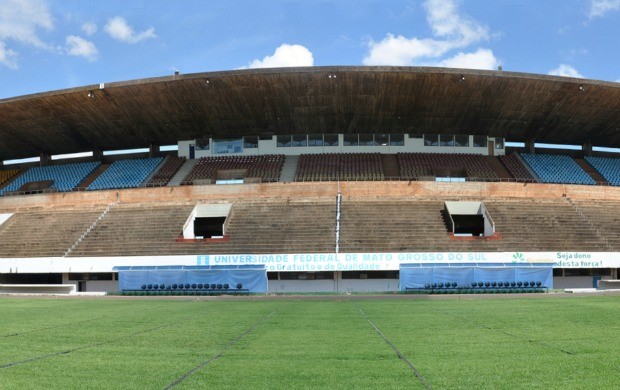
(0, 66, 619, 294)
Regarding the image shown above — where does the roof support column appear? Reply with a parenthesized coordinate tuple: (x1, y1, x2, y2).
(149, 144, 158, 157)
(525, 139, 536, 154)
(39, 153, 51, 166)
(582, 140, 593, 157)
(93, 150, 104, 162)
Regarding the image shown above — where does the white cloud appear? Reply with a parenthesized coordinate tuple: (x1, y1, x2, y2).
(437, 48, 499, 70)
(0, 0, 54, 68)
(0, 41, 18, 69)
(0, 0, 54, 47)
(362, 0, 492, 68)
(548, 64, 584, 78)
(82, 22, 97, 36)
(248, 44, 314, 68)
(424, 0, 489, 46)
(363, 34, 452, 66)
(589, 0, 620, 19)
(104, 16, 155, 44)
(65, 35, 98, 61)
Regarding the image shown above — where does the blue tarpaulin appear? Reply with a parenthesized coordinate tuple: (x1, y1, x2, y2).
(115, 264, 267, 292)
(399, 263, 553, 290)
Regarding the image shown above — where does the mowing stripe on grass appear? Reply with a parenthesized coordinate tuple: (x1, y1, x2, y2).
(358, 307, 432, 390)
(163, 310, 277, 390)
(0, 317, 103, 338)
(426, 305, 574, 355)
(0, 321, 177, 369)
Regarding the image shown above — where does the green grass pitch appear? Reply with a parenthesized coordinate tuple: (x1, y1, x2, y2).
(0, 295, 618, 389)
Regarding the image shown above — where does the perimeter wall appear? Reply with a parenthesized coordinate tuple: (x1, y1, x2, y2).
(2, 181, 620, 210)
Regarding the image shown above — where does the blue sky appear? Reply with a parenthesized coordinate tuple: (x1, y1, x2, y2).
(1, 0, 619, 99)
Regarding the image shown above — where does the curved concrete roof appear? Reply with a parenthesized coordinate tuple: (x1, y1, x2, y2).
(1, 66, 619, 160)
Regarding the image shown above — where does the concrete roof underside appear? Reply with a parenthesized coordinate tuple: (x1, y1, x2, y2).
(1, 66, 620, 161)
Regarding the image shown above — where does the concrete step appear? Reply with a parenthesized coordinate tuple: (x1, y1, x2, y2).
(279, 155, 299, 182)
(168, 159, 199, 186)
(575, 158, 607, 184)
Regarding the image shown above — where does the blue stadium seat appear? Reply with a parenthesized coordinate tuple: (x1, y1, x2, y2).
(0, 161, 100, 195)
(586, 156, 620, 185)
(521, 154, 595, 185)
(86, 157, 163, 191)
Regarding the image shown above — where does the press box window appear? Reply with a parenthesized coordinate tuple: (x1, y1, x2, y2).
(308, 134, 323, 147)
(440, 135, 454, 146)
(243, 136, 258, 148)
(495, 137, 504, 149)
(195, 138, 209, 150)
(277, 135, 292, 147)
(292, 135, 307, 147)
(389, 134, 404, 146)
(376, 134, 390, 146)
(424, 134, 439, 146)
(324, 134, 339, 146)
(343, 134, 358, 146)
(473, 135, 487, 147)
(359, 134, 376, 146)
(455, 135, 469, 147)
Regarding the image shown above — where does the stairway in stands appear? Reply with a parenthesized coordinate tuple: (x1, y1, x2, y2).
(487, 156, 512, 179)
(575, 158, 607, 184)
(167, 159, 198, 186)
(381, 154, 400, 178)
(77, 164, 109, 189)
(279, 155, 299, 182)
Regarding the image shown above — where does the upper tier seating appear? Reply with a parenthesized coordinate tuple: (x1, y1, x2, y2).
(498, 154, 536, 181)
(397, 153, 498, 180)
(184, 155, 284, 183)
(147, 156, 186, 187)
(87, 157, 163, 190)
(0, 162, 100, 195)
(294, 153, 384, 181)
(585, 156, 620, 186)
(521, 154, 595, 185)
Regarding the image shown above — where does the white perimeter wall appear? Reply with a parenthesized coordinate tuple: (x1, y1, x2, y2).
(267, 278, 400, 293)
(50, 277, 613, 293)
